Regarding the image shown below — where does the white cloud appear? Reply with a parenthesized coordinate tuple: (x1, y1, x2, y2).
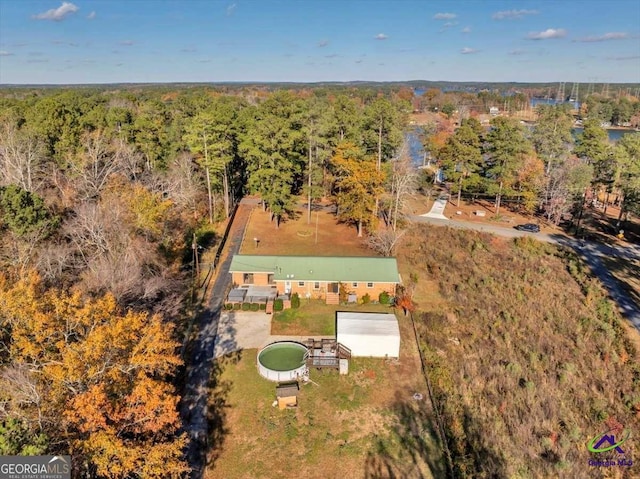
(374, 33, 388, 40)
(87, 11, 96, 20)
(33, 2, 79, 21)
(119, 40, 135, 46)
(578, 32, 629, 42)
(461, 47, 479, 54)
(226, 3, 236, 16)
(493, 9, 539, 20)
(0, 51, 13, 56)
(443, 21, 458, 27)
(434, 13, 456, 20)
(318, 40, 329, 47)
(527, 28, 567, 40)
(462, 26, 471, 33)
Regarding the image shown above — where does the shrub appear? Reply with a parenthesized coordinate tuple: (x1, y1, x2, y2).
(250, 303, 259, 311)
(274, 299, 284, 311)
(339, 282, 348, 303)
(224, 303, 233, 310)
(291, 293, 300, 308)
(259, 303, 266, 310)
(241, 303, 250, 311)
(379, 291, 391, 305)
(361, 293, 371, 304)
(233, 303, 241, 310)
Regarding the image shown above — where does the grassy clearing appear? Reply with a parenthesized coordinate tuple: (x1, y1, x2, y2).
(271, 300, 393, 336)
(240, 199, 372, 256)
(398, 225, 640, 478)
(207, 310, 443, 479)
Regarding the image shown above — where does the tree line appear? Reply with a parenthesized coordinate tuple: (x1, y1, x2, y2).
(434, 104, 640, 226)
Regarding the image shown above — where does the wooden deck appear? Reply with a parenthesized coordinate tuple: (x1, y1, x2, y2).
(304, 338, 351, 369)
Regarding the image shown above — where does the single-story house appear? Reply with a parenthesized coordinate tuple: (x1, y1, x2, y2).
(229, 255, 400, 304)
(336, 312, 400, 358)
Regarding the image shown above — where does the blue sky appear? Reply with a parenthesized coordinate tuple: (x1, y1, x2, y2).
(0, 0, 639, 84)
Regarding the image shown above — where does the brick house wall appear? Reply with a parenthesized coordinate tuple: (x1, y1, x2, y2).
(276, 280, 395, 301)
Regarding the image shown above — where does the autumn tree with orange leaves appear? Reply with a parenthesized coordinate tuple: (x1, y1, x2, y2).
(0, 273, 187, 478)
(330, 142, 385, 237)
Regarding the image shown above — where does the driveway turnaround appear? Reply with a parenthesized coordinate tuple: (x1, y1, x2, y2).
(213, 312, 272, 358)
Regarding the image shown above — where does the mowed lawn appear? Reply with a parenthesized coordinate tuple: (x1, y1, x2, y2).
(240, 199, 372, 256)
(272, 300, 393, 336)
(206, 311, 443, 479)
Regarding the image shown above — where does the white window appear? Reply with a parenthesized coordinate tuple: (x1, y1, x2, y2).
(298, 281, 305, 287)
(352, 282, 358, 288)
(314, 282, 320, 289)
(367, 282, 374, 288)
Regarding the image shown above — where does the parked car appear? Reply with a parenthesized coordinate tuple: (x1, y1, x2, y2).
(515, 223, 540, 233)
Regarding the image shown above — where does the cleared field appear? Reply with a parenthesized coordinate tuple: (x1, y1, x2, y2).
(240, 199, 372, 256)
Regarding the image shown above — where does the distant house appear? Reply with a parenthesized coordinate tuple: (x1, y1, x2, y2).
(229, 255, 400, 304)
(489, 106, 499, 116)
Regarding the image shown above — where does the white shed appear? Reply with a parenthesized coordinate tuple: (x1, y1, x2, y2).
(336, 312, 400, 358)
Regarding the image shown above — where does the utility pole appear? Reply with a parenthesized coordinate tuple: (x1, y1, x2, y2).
(192, 232, 200, 278)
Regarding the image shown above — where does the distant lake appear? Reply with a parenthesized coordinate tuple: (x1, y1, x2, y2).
(405, 126, 638, 165)
(531, 97, 581, 110)
(573, 127, 636, 142)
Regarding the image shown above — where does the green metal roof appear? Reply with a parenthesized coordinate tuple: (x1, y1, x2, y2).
(229, 255, 400, 283)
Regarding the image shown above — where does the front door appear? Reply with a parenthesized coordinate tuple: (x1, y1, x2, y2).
(285, 281, 291, 294)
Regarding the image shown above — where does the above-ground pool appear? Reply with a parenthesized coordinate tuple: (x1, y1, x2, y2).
(257, 342, 308, 382)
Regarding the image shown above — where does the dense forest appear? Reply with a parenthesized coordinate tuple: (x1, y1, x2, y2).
(0, 84, 639, 477)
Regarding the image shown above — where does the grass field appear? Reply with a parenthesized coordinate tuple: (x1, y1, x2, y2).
(207, 312, 443, 479)
(271, 300, 392, 336)
(240, 199, 372, 256)
(399, 224, 640, 478)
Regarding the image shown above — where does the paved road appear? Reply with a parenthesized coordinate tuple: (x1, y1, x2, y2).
(409, 215, 640, 331)
(180, 198, 258, 479)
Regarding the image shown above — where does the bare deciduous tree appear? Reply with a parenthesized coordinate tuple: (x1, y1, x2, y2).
(67, 132, 124, 201)
(64, 193, 170, 303)
(0, 123, 46, 192)
(159, 152, 206, 220)
(0, 365, 45, 431)
(387, 143, 418, 231)
(366, 229, 406, 257)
